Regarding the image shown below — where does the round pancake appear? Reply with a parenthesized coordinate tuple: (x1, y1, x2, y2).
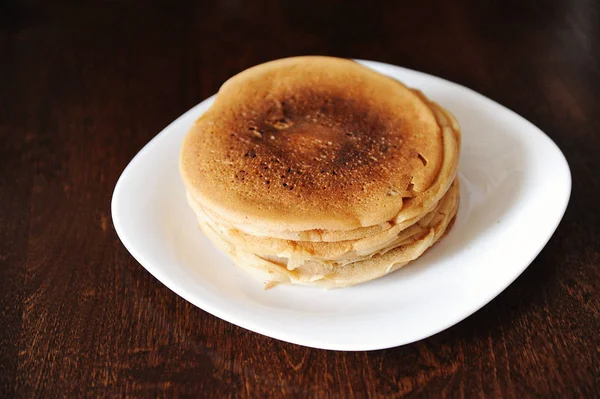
(180, 56, 445, 232)
(198, 179, 459, 288)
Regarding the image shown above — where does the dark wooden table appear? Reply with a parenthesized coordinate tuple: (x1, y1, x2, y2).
(2, 0, 599, 397)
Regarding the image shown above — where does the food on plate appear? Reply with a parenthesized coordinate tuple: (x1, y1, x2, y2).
(180, 56, 461, 288)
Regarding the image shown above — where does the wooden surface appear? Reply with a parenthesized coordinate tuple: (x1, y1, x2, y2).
(2, 0, 599, 397)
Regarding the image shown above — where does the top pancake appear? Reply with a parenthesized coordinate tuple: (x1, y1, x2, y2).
(180, 56, 444, 231)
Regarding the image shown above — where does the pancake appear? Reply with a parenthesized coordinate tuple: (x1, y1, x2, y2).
(180, 56, 446, 232)
(179, 56, 462, 288)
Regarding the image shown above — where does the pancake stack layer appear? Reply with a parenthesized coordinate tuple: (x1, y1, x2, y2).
(180, 57, 461, 288)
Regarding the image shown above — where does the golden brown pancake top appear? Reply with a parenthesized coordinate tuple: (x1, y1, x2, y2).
(180, 57, 444, 231)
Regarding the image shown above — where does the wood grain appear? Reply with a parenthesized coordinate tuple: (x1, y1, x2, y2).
(1, 0, 598, 397)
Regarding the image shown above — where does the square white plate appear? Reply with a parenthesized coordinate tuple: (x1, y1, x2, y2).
(112, 60, 571, 351)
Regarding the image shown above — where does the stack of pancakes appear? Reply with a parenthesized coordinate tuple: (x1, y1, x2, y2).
(180, 56, 461, 288)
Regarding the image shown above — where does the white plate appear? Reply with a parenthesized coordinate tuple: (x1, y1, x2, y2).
(112, 60, 571, 351)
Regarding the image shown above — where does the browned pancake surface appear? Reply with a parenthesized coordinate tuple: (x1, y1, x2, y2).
(180, 56, 443, 230)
